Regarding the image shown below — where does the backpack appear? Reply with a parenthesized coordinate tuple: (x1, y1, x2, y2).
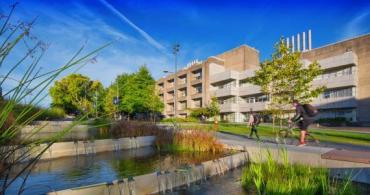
(253, 114, 261, 125)
(303, 104, 318, 117)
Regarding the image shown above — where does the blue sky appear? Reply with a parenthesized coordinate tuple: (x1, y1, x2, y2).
(1, 0, 370, 106)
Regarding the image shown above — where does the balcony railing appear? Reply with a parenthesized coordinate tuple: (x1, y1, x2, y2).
(316, 51, 358, 70)
(211, 87, 238, 97)
(239, 84, 261, 96)
(191, 92, 202, 99)
(219, 103, 238, 112)
(239, 102, 268, 112)
(210, 70, 239, 84)
(313, 74, 357, 89)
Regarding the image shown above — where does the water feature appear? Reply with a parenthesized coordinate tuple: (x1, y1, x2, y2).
(1, 147, 228, 195)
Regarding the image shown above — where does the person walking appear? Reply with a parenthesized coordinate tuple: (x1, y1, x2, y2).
(248, 109, 260, 140)
(291, 100, 317, 146)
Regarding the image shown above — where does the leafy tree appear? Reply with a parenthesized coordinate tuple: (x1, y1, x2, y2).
(103, 85, 118, 117)
(107, 65, 164, 119)
(49, 74, 104, 115)
(247, 40, 325, 132)
(189, 107, 210, 118)
(189, 97, 220, 123)
(208, 96, 220, 122)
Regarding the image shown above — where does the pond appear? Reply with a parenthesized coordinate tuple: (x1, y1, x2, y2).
(2, 147, 228, 195)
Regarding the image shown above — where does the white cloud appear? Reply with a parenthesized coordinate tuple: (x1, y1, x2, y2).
(98, 0, 169, 55)
(342, 11, 370, 39)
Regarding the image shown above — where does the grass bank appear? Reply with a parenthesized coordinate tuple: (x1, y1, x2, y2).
(161, 122, 370, 147)
(219, 123, 370, 147)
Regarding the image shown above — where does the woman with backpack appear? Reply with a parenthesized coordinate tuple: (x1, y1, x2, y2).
(291, 100, 318, 146)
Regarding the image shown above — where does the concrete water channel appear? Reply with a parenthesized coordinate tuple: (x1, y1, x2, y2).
(3, 127, 370, 195)
(4, 146, 231, 195)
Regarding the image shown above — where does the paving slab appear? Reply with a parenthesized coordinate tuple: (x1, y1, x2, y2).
(322, 149, 370, 164)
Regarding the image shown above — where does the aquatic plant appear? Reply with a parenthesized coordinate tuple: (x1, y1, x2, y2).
(156, 129, 224, 153)
(241, 148, 358, 195)
(109, 120, 164, 138)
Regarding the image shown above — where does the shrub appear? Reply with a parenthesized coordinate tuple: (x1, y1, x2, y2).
(38, 107, 66, 120)
(161, 117, 198, 123)
(156, 129, 224, 153)
(110, 120, 164, 138)
(189, 107, 209, 118)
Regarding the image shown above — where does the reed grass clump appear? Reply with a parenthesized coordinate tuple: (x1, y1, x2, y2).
(156, 129, 224, 153)
(241, 148, 357, 195)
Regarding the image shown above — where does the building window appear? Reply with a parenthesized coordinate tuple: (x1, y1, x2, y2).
(323, 87, 354, 99)
(194, 85, 202, 94)
(192, 69, 202, 80)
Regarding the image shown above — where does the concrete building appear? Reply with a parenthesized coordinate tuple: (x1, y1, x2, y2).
(156, 45, 259, 118)
(156, 33, 370, 124)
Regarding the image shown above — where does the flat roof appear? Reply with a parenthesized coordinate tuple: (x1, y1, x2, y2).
(303, 33, 370, 53)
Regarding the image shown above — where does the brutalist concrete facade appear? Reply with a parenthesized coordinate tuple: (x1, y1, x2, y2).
(157, 33, 370, 124)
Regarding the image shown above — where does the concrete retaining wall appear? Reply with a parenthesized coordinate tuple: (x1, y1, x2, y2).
(222, 141, 370, 184)
(48, 152, 248, 195)
(20, 121, 100, 141)
(16, 136, 156, 161)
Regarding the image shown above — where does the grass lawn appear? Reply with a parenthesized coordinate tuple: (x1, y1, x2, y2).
(218, 123, 370, 147)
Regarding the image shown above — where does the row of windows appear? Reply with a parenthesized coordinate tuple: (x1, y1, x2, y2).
(218, 95, 270, 104)
(322, 87, 355, 99)
(314, 66, 355, 81)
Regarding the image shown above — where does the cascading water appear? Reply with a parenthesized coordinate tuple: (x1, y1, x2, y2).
(113, 179, 125, 195)
(83, 141, 88, 155)
(164, 170, 173, 192)
(74, 140, 79, 157)
(90, 140, 96, 154)
(128, 176, 136, 195)
(156, 171, 165, 193)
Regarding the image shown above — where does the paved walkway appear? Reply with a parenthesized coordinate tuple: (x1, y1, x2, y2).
(216, 132, 370, 184)
(216, 132, 370, 166)
(218, 131, 370, 151)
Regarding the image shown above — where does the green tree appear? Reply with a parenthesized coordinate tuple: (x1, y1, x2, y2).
(107, 65, 164, 119)
(189, 107, 210, 118)
(49, 74, 104, 115)
(247, 40, 325, 132)
(208, 97, 220, 122)
(103, 85, 118, 117)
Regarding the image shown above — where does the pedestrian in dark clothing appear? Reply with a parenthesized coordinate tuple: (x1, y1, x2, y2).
(248, 110, 260, 140)
(292, 100, 314, 146)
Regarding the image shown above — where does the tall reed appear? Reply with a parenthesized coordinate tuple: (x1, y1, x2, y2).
(156, 129, 224, 153)
(241, 148, 357, 194)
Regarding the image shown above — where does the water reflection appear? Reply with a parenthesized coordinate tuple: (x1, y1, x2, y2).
(2, 147, 227, 195)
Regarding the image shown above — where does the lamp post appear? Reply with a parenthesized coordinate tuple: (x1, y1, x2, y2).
(172, 43, 180, 117)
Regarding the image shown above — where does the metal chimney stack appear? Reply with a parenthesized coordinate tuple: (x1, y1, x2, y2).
(286, 37, 290, 48)
(302, 32, 306, 51)
(285, 30, 312, 52)
(297, 33, 301, 51)
(308, 29, 312, 50)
